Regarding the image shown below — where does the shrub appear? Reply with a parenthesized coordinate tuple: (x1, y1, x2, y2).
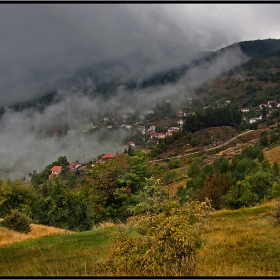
(96, 198, 213, 276)
(1, 209, 31, 233)
(167, 158, 181, 169)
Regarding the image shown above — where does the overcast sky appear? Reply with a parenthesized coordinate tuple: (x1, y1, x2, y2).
(1, 3, 280, 106)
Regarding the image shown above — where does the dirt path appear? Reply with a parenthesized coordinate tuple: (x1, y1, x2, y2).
(150, 130, 255, 163)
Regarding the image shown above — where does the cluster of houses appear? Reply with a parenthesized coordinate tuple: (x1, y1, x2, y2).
(239, 100, 280, 124)
(48, 161, 82, 179)
(148, 126, 182, 139)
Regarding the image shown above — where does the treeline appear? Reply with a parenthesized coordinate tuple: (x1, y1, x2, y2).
(1, 129, 280, 233)
(178, 131, 280, 210)
(182, 106, 242, 133)
(0, 151, 152, 231)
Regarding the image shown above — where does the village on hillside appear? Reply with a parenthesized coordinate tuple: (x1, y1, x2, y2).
(46, 97, 280, 181)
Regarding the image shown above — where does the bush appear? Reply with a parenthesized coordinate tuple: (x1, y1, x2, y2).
(167, 158, 181, 169)
(96, 198, 213, 276)
(1, 209, 31, 233)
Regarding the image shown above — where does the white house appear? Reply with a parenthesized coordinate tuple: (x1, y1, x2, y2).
(157, 133, 166, 139)
(149, 125, 156, 131)
(177, 119, 185, 127)
(49, 166, 62, 179)
(128, 141, 135, 147)
(268, 101, 277, 108)
(121, 124, 132, 129)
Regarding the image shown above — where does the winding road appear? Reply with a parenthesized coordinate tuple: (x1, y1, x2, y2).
(150, 129, 255, 163)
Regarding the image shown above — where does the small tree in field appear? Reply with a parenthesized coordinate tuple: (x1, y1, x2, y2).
(1, 209, 31, 234)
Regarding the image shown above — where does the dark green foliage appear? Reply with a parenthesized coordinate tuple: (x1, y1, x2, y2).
(167, 158, 182, 169)
(127, 145, 134, 156)
(203, 164, 214, 176)
(273, 162, 279, 176)
(221, 180, 259, 209)
(231, 158, 258, 183)
(261, 106, 267, 119)
(257, 151, 265, 163)
(187, 159, 201, 178)
(128, 177, 167, 215)
(1, 209, 31, 233)
(258, 132, 269, 147)
(182, 106, 242, 133)
(213, 157, 230, 174)
(0, 179, 37, 217)
(33, 178, 94, 231)
(239, 39, 280, 58)
(162, 170, 179, 185)
(176, 185, 188, 205)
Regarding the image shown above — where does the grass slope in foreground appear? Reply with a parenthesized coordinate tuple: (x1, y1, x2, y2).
(0, 202, 279, 276)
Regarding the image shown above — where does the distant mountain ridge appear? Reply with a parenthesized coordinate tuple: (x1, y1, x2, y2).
(5, 38, 280, 114)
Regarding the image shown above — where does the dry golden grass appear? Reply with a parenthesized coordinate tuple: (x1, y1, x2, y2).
(194, 201, 280, 276)
(264, 145, 280, 166)
(0, 224, 73, 246)
(95, 221, 119, 229)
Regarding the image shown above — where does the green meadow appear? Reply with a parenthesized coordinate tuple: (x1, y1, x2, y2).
(1, 201, 280, 277)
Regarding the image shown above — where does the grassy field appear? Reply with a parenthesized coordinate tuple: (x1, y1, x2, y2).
(196, 201, 280, 276)
(264, 145, 280, 166)
(0, 201, 279, 276)
(0, 226, 119, 276)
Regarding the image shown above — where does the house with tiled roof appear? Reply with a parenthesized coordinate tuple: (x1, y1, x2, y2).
(68, 161, 81, 170)
(128, 142, 135, 147)
(157, 133, 166, 139)
(49, 166, 62, 179)
(149, 131, 158, 139)
(166, 131, 173, 137)
(99, 154, 116, 163)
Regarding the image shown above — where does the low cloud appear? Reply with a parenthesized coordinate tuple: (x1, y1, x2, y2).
(0, 43, 248, 179)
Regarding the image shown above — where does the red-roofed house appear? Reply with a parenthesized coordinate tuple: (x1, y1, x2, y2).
(149, 131, 158, 139)
(99, 154, 116, 163)
(49, 166, 62, 179)
(68, 161, 81, 170)
(166, 131, 173, 137)
(157, 133, 166, 139)
(128, 142, 135, 147)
